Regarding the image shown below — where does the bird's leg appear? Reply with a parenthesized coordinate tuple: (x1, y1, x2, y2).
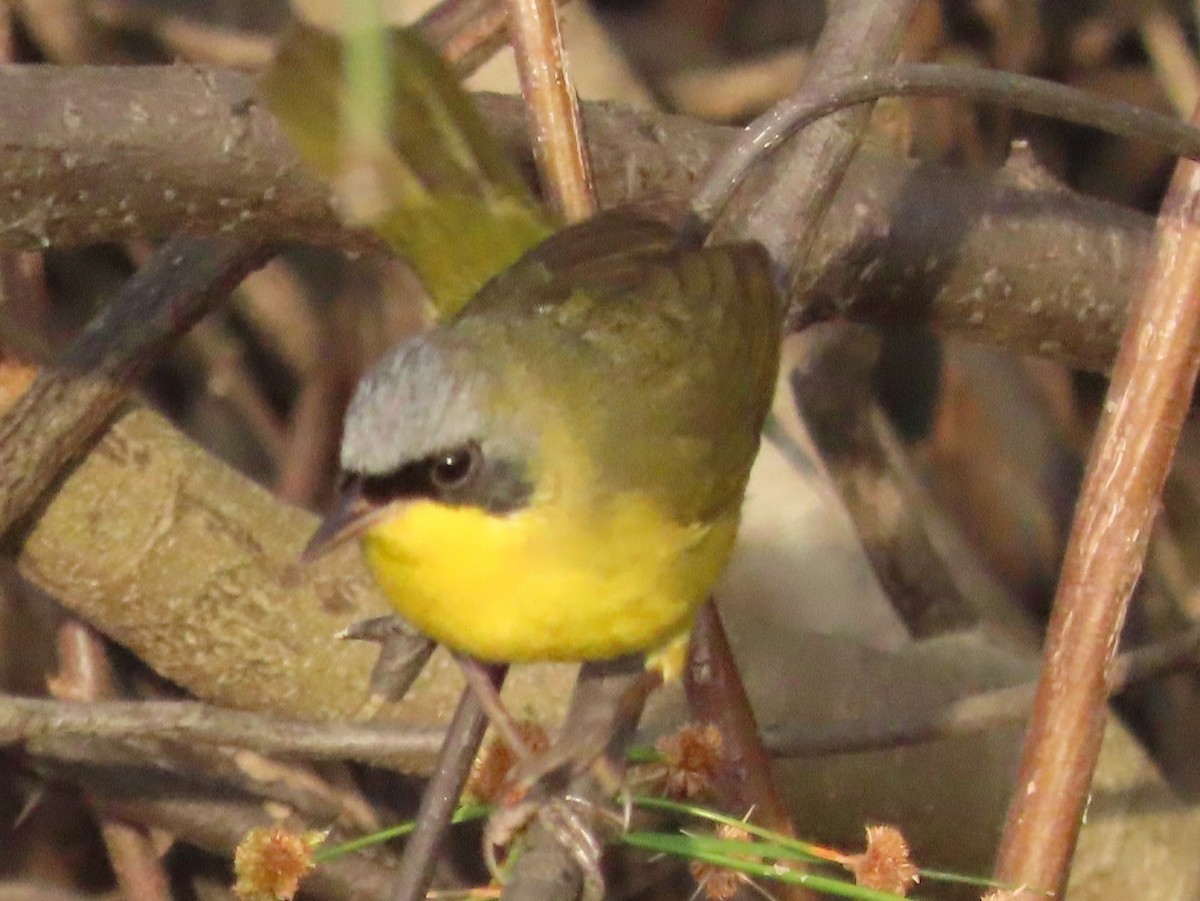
(512, 660, 661, 791)
(485, 657, 659, 896)
(452, 652, 535, 763)
(481, 766, 606, 898)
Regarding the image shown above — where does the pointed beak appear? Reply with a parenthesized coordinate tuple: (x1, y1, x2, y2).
(302, 480, 377, 563)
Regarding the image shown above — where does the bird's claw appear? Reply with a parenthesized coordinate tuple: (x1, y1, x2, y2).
(339, 614, 435, 712)
(483, 792, 607, 900)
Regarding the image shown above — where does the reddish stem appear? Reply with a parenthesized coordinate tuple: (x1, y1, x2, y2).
(994, 99, 1200, 893)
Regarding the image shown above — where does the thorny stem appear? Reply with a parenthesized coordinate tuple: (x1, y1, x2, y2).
(685, 604, 795, 835)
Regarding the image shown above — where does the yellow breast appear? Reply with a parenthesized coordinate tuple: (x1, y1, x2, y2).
(360, 492, 737, 664)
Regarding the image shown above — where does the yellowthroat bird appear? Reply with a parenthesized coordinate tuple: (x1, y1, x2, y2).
(305, 211, 782, 668)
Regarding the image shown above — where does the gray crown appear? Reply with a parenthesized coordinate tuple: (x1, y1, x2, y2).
(339, 335, 486, 475)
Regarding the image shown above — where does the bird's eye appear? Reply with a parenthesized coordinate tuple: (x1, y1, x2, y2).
(429, 443, 481, 491)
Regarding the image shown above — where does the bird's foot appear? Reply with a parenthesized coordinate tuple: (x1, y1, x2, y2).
(483, 785, 608, 901)
(338, 615, 435, 715)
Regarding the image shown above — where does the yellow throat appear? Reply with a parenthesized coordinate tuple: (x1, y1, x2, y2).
(360, 480, 739, 666)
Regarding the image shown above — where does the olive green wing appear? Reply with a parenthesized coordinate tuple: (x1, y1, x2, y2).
(465, 212, 783, 524)
(578, 238, 782, 524)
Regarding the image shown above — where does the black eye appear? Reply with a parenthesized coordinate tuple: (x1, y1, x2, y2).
(429, 443, 481, 491)
(358, 470, 414, 505)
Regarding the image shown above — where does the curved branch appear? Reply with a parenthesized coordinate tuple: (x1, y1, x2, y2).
(691, 62, 1200, 229)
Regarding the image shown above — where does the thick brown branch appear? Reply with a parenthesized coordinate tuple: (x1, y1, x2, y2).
(0, 68, 1154, 372)
(0, 235, 273, 539)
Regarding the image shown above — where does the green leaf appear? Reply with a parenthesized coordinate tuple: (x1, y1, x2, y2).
(621, 831, 919, 900)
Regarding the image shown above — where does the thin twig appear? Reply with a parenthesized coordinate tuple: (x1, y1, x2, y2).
(688, 7, 920, 901)
(8, 616, 1195, 768)
(390, 2, 596, 897)
(712, 0, 915, 893)
(994, 97, 1200, 896)
(706, 0, 916, 269)
(188, 316, 290, 463)
(90, 789, 399, 901)
(118, 237, 291, 463)
(14, 0, 106, 62)
(502, 0, 595, 223)
(88, 0, 275, 69)
(0, 695, 444, 766)
(693, 62, 1200, 239)
(49, 621, 170, 901)
(1140, 7, 1200, 118)
(233, 262, 321, 381)
(391, 669, 501, 901)
(420, 0, 574, 76)
(0, 2, 14, 60)
(765, 624, 1200, 757)
(275, 354, 348, 505)
(394, 0, 600, 895)
(0, 253, 49, 363)
(501, 657, 655, 901)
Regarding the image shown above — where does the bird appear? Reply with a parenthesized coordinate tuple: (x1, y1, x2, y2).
(303, 209, 782, 677)
(274, 18, 784, 898)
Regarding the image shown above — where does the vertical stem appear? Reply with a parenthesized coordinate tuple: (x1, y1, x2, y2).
(391, 667, 504, 901)
(685, 602, 796, 835)
(502, 0, 595, 222)
(52, 621, 171, 901)
(994, 98, 1200, 894)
